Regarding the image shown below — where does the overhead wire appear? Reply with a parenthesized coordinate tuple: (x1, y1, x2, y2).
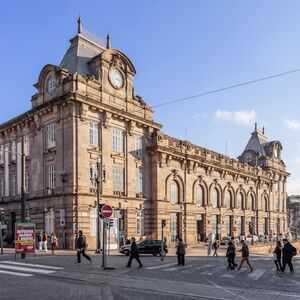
(152, 68, 300, 108)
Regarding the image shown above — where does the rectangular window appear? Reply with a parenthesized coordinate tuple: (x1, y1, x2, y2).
(170, 212, 179, 242)
(136, 168, 143, 194)
(47, 165, 56, 190)
(90, 208, 97, 237)
(0, 176, 3, 197)
(0, 145, 3, 164)
(11, 141, 16, 161)
(113, 167, 124, 192)
(137, 210, 144, 235)
(135, 135, 143, 158)
(112, 128, 124, 152)
(25, 171, 30, 193)
(89, 121, 99, 147)
(46, 124, 56, 149)
(24, 136, 30, 156)
(11, 174, 16, 196)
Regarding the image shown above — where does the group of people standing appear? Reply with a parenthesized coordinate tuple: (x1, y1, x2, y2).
(36, 231, 58, 254)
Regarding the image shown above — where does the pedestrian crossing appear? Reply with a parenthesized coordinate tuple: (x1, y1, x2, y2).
(0, 260, 63, 277)
(145, 262, 269, 280)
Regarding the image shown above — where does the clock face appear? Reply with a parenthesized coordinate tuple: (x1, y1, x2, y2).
(46, 76, 56, 94)
(109, 69, 124, 89)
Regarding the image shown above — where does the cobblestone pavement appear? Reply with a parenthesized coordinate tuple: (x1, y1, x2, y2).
(1, 250, 300, 299)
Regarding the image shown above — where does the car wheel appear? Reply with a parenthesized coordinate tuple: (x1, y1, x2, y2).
(125, 251, 129, 256)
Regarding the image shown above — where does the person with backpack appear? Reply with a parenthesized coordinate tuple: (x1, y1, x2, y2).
(273, 240, 282, 272)
(75, 230, 92, 264)
(126, 237, 143, 268)
(281, 238, 296, 273)
(226, 241, 236, 269)
(237, 240, 253, 272)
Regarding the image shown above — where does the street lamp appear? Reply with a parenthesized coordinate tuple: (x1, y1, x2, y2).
(0, 207, 4, 255)
(90, 159, 106, 254)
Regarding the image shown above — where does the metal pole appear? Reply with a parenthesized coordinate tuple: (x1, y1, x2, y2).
(95, 161, 101, 253)
(101, 220, 106, 268)
(0, 211, 3, 255)
(21, 138, 26, 259)
(161, 222, 164, 261)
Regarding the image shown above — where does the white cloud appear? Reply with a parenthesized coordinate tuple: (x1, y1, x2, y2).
(193, 113, 208, 119)
(284, 119, 300, 130)
(214, 110, 256, 126)
(287, 178, 300, 196)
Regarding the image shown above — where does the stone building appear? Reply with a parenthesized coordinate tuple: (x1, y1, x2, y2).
(287, 195, 300, 239)
(0, 20, 289, 248)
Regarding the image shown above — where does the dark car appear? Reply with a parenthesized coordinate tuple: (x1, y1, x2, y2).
(119, 239, 168, 256)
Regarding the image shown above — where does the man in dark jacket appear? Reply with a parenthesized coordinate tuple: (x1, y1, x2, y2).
(76, 230, 92, 264)
(282, 238, 296, 273)
(126, 237, 143, 268)
(226, 241, 236, 269)
(237, 240, 253, 272)
(176, 237, 186, 266)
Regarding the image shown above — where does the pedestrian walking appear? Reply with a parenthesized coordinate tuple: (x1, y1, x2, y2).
(281, 238, 296, 273)
(126, 237, 143, 268)
(226, 241, 236, 269)
(237, 240, 253, 272)
(76, 230, 92, 264)
(36, 231, 42, 251)
(212, 240, 219, 257)
(50, 233, 58, 255)
(176, 237, 186, 266)
(273, 240, 282, 272)
(42, 232, 48, 252)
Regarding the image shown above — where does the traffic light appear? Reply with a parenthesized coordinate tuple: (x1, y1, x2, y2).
(161, 219, 166, 228)
(98, 204, 104, 218)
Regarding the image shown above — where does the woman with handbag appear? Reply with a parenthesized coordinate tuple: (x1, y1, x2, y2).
(50, 233, 58, 254)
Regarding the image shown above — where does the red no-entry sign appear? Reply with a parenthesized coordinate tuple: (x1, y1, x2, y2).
(101, 204, 113, 218)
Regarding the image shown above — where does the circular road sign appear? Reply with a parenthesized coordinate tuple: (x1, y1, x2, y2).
(101, 204, 113, 218)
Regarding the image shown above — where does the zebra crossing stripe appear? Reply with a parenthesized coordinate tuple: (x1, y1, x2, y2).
(0, 261, 63, 270)
(146, 263, 175, 270)
(0, 264, 56, 274)
(0, 269, 33, 277)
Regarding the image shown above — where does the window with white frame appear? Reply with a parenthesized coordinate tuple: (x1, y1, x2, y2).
(112, 128, 124, 152)
(135, 135, 143, 158)
(0, 176, 3, 197)
(46, 124, 56, 149)
(90, 208, 97, 237)
(195, 186, 203, 206)
(89, 121, 99, 147)
(11, 174, 16, 195)
(237, 192, 243, 209)
(136, 168, 143, 194)
(47, 165, 56, 190)
(25, 171, 30, 193)
(113, 167, 124, 192)
(89, 163, 98, 189)
(170, 181, 178, 204)
(137, 210, 144, 235)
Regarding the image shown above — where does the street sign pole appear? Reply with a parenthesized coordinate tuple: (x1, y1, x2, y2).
(101, 219, 106, 268)
(0, 222, 3, 255)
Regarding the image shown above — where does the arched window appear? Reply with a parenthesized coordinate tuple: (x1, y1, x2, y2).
(225, 190, 231, 209)
(263, 196, 268, 212)
(211, 188, 219, 208)
(237, 192, 243, 209)
(195, 186, 204, 206)
(170, 181, 179, 204)
(248, 194, 255, 210)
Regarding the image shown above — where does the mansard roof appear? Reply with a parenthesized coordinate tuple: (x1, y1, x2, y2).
(244, 128, 268, 156)
(59, 31, 106, 76)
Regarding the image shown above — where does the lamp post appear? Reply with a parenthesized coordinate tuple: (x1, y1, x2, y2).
(90, 160, 106, 254)
(0, 207, 4, 255)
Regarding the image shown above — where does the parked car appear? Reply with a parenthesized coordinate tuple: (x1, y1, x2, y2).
(119, 239, 168, 256)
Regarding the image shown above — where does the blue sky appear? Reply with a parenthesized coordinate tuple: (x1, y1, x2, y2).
(1, 1, 300, 194)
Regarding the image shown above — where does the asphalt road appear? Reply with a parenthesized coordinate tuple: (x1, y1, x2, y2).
(1, 252, 300, 300)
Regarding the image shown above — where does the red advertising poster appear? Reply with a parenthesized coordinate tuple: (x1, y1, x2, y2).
(15, 222, 35, 254)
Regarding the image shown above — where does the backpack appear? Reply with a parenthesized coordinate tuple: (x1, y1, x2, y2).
(292, 247, 297, 257)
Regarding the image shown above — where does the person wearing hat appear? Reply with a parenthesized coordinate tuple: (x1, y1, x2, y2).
(281, 238, 296, 273)
(237, 240, 253, 272)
